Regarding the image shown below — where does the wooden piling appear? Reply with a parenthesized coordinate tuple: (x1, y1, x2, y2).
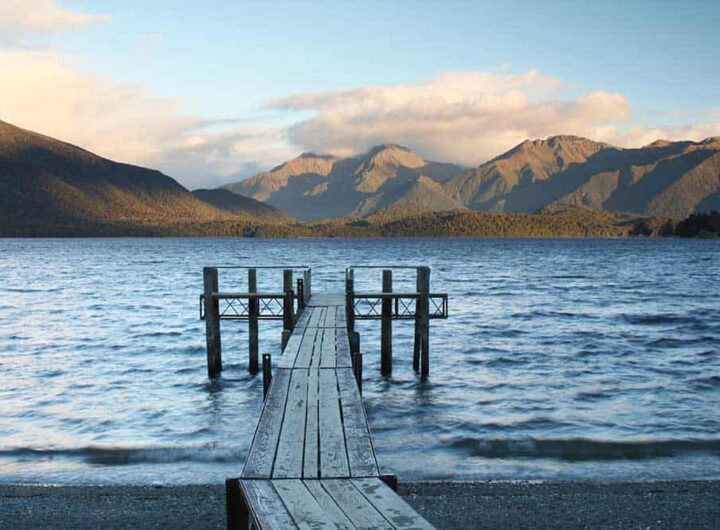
(346, 269, 355, 333)
(304, 269, 312, 304)
(380, 474, 398, 493)
(381, 269, 392, 376)
(349, 331, 360, 361)
(352, 351, 363, 395)
(225, 478, 247, 530)
(418, 266, 431, 379)
(413, 269, 420, 373)
(248, 268, 259, 374)
(283, 290, 294, 332)
(283, 270, 294, 346)
(262, 353, 272, 400)
(297, 278, 304, 311)
(283, 269, 293, 299)
(203, 267, 222, 378)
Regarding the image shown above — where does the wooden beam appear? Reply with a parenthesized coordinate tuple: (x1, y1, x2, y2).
(381, 269, 392, 376)
(203, 267, 222, 378)
(248, 268, 259, 374)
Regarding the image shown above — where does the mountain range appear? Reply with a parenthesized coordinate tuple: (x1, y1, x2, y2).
(0, 120, 285, 236)
(1, 117, 718, 237)
(222, 145, 464, 220)
(223, 135, 720, 220)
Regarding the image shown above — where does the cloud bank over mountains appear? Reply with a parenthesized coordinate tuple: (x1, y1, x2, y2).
(0, 1, 718, 189)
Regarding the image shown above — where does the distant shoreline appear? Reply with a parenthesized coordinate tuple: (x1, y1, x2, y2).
(3, 209, 717, 239)
(2, 480, 719, 529)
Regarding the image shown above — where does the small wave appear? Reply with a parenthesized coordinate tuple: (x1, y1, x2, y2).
(448, 437, 720, 461)
(691, 375, 720, 391)
(622, 313, 699, 326)
(649, 336, 717, 348)
(483, 356, 528, 367)
(0, 445, 246, 465)
(137, 331, 184, 338)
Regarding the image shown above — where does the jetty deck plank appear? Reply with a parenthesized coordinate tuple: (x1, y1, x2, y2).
(231, 292, 435, 529)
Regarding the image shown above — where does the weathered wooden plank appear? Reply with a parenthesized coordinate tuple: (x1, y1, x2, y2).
(294, 326, 319, 368)
(240, 480, 297, 529)
(295, 307, 310, 329)
(335, 329, 352, 368)
(321, 479, 392, 529)
(242, 370, 292, 478)
(320, 327, 337, 368)
(337, 369, 379, 477)
(307, 307, 324, 328)
(274, 369, 309, 478)
(336, 369, 370, 438)
(319, 370, 349, 477)
(335, 306, 347, 329)
(303, 369, 319, 478)
(309, 293, 345, 307)
(279, 325, 305, 368)
(273, 480, 348, 530)
(303, 481, 356, 529)
(352, 478, 435, 529)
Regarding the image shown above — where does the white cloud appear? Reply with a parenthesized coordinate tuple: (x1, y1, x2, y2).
(0, 54, 717, 189)
(267, 71, 637, 165)
(266, 71, 720, 166)
(0, 0, 109, 37)
(0, 51, 291, 188)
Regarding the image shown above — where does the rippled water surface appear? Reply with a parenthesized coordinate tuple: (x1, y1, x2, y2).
(1, 238, 719, 484)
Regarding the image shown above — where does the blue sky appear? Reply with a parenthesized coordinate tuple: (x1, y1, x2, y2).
(1, 0, 718, 187)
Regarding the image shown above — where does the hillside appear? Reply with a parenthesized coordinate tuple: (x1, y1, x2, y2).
(222, 144, 465, 220)
(225, 136, 720, 220)
(0, 120, 267, 236)
(444, 136, 720, 218)
(2, 119, 716, 238)
(192, 188, 293, 222)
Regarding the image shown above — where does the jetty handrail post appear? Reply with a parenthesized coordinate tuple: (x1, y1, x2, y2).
(297, 278, 305, 311)
(248, 268, 259, 374)
(283, 269, 294, 311)
(418, 266, 431, 379)
(203, 267, 222, 378)
(346, 268, 355, 334)
(352, 351, 363, 395)
(346, 268, 361, 355)
(413, 268, 421, 373)
(380, 269, 393, 376)
(262, 353, 272, 400)
(304, 268, 312, 304)
(281, 269, 294, 351)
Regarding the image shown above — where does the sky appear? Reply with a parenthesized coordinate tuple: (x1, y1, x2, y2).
(0, 0, 718, 188)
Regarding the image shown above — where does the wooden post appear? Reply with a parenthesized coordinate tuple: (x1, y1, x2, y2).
(248, 268, 259, 374)
(346, 268, 355, 333)
(281, 329, 291, 352)
(381, 269, 393, 376)
(226, 478, 248, 530)
(352, 351, 362, 395)
(203, 267, 222, 378)
(262, 353, 272, 400)
(349, 331, 360, 361)
(283, 269, 293, 307)
(380, 474, 398, 493)
(418, 266, 430, 379)
(305, 268, 312, 303)
(297, 278, 305, 311)
(413, 268, 420, 373)
(283, 269, 294, 347)
(283, 290, 294, 332)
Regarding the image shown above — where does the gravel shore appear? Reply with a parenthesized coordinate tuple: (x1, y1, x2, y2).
(1, 480, 719, 529)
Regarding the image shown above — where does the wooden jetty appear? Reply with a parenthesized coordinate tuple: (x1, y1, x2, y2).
(201, 266, 448, 529)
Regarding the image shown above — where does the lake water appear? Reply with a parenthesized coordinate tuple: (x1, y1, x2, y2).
(1, 238, 719, 484)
